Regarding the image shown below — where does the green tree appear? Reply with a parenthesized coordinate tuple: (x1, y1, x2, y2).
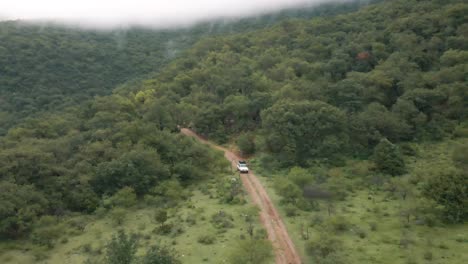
(306, 233, 344, 264)
(91, 148, 170, 196)
(142, 245, 181, 264)
(262, 100, 347, 165)
(154, 209, 168, 227)
(423, 168, 467, 223)
(274, 177, 303, 205)
(0, 182, 48, 239)
(105, 230, 138, 264)
(237, 133, 256, 156)
(108, 187, 137, 208)
(372, 138, 406, 176)
(287, 166, 312, 187)
(229, 238, 273, 264)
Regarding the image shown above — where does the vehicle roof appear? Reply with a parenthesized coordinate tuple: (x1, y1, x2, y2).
(238, 160, 247, 164)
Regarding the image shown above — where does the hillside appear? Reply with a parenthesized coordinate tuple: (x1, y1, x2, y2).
(0, 0, 467, 263)
(99, 0, 468, 262)
(0, 0, 377, 134)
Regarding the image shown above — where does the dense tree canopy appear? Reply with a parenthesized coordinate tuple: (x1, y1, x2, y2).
(132, 0, 467, 166)
(0, 0, 375, 133)
(0, 0, 466, 242)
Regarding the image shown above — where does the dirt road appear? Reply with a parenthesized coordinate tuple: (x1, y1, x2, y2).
(181, 128, 302, 264)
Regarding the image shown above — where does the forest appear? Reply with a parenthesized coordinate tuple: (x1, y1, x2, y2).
(0, 0, 467, 263)
(0, 0, 375, 134)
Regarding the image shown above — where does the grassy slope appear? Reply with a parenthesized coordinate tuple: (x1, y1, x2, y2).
(252, 139, 468, 264)
(0, 176, 268, 264)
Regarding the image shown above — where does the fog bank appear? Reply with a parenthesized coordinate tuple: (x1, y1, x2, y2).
(0, 0, 353, 28)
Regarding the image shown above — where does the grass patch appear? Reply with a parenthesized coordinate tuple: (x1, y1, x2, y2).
(0, 175, 265, 264)
(253, 139, 468, 264)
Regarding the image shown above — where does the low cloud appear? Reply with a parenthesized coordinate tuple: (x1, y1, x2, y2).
(0, 0, 351, 28)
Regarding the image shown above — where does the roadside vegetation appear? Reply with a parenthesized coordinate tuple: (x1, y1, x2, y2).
(0, 0, 467, 263)
(251, 138, 467, 263)
(0, 174, 272, 264)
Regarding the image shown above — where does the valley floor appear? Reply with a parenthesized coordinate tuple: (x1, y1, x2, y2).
(0, 182, 266, 264)
(252, 139, 468, 264)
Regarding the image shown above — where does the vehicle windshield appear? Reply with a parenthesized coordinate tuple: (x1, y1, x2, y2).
(239, 164, 247, 167)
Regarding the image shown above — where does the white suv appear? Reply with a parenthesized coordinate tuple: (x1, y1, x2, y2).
(236, 160, 249, 173)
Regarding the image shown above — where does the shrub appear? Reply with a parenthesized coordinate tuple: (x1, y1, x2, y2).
(82, 243, 92, 253)
(284, 204, 299, 217)
(453, 126, 468, 138)
(31, 216, 64, 249)
(229, 238, 273, 264)
(110, 208, 127, 226)
(197, 234, 216, 245)
(154, 209, 168, 226)
(274, 177, 302, 205)
(288, 167, 312, 186)
(144, 194, 167, 206)
(355, 228, 367, 239)
(455, 235, 468, 243)
(169, 225, 184, 238)
(327, 216, 350, 233)
(423, 251, 433, 261)
(255, 228, 268, 240)
(423, 168, 468, 223)
(237, 133, 256, 156)
(373, 138, 406, 176)
(438, 243, 449, 249)
(108, 187, 137, 208)
(105, 230, 138, 264)
(142, 245, 181, 264)
(67, 216, 89, 231)
(310, 215, 324, 227)
(399, 143, 417, 156)
(31, 225, 63, 249)
(185, 214, 197, 226)
(306, 234, 343, 260)
(211, 211, 234, 229)
(156, 223, 174, 235)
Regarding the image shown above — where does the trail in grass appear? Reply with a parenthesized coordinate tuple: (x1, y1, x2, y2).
(181, 128, 301, 264)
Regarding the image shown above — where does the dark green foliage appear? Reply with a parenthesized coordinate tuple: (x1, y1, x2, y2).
(124, 0, 467, 167)
(105, 230, 138, 264)
(0, 1, 375, 133)
(0, 25, 187, 131)
(0, 182, 48, 239)
(229, 238, 273, 264)
(262, 100, 348, 165)
(30, 216, 63, 248)
(197, 234, 216, 245)
(423, 169, 468, 223)
(142, 245, 181, 264)
(0, 0, 467, 244)
(274, 177, 303, 205)
(92, 149, 170, 196)
(216, 175, 244, 204)
(306, 234, 344, 263)
(154, 209, 168, 226)
(211, 211, 235, 229)
(373, 139, 406, 176)
(237, 133, 256, 156)
(452, 144, 468, 170)
(0, 103, 224, 239)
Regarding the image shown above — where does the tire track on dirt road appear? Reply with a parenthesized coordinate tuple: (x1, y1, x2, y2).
(181, 128, 302, 264)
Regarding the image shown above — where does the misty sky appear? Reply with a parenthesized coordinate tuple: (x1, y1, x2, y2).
(0, 0, 346, 28)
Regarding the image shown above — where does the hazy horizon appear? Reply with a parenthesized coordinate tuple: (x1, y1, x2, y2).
(0, 0, 352, 29)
